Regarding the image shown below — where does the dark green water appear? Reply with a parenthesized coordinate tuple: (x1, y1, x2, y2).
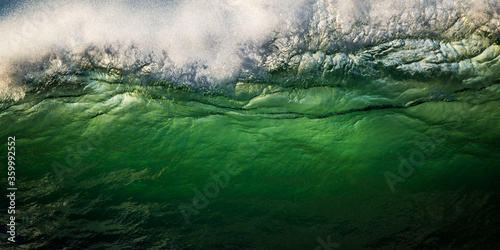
(1, 0, 500, 249)
(1, 77, 500, 249)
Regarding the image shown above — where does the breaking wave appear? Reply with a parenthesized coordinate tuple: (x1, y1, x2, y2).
(0, 0, 499, 102)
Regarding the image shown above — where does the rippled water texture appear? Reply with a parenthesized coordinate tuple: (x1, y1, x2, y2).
(1, 0, 500, 249)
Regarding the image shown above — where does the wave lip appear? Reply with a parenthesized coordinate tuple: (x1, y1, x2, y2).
(1, 0, 500, 102)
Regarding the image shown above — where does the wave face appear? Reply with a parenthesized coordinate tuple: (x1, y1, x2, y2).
(1, 0, 499, 102)
(2, 1, 500, 249)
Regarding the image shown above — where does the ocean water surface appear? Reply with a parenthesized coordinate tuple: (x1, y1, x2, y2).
(1, 0, 500, 249)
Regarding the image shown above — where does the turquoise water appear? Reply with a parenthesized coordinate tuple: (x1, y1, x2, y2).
(1, 0, 500, 249)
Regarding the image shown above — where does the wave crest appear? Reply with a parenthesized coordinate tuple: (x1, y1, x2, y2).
(1, 0, 499, 101)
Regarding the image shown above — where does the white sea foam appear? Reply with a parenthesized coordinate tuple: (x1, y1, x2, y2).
(0, 0, 499, 101)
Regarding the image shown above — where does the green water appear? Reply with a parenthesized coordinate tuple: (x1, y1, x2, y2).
(2, 0, 500, 248)
(1, 79, 500, 249)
